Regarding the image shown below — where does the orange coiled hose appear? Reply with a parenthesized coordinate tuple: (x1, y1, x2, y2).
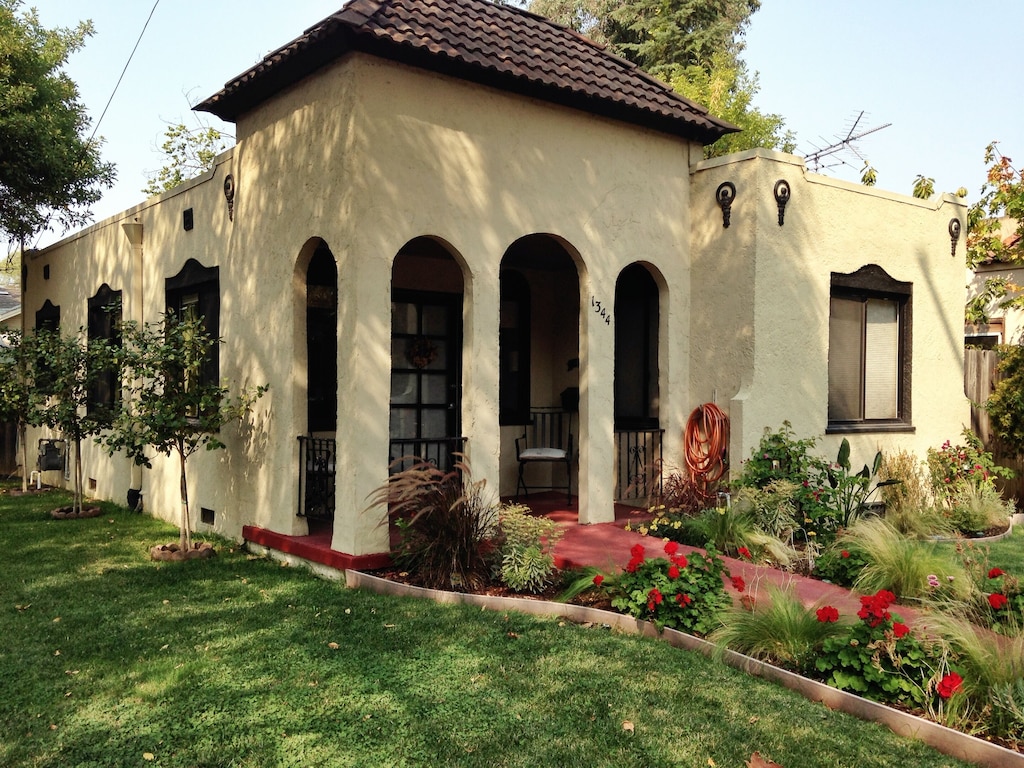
(683, 403, 729, 489)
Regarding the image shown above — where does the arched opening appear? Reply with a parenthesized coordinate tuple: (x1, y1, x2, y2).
(614, 263, 663, 502)
(390, 237, 466, 469)
(306, 243, 338, 433)
(499, 235, 580, 500)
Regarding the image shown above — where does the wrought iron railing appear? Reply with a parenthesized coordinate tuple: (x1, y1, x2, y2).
(297, 436, 336, 522)
(388, 436, 468, 473)
(615, 428, 664, 501)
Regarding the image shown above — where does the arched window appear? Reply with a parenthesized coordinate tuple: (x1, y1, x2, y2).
(499, 269, 531, 425)
(307, 244, 337, 432)
(87, 283, 122, 419)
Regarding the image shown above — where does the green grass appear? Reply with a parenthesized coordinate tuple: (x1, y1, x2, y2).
(0, 483, 977, 768)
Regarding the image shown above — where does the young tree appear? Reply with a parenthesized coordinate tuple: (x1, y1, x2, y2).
(0, 1, 115, 244)
(0, 328, 44, 492)
(33, 327, 112, 514)
(99, 314, 266, 551)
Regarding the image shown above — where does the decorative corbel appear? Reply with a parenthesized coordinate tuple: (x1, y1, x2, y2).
(223, 174, 235, 222)
(948, 218, 962, 257)
(773, 179, 791, 226)
(716, 181, 736, 228)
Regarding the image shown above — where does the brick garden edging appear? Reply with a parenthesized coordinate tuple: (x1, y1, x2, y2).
(346, 570, 1024, 768)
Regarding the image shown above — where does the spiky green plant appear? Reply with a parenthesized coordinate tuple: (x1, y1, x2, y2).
(928, 614, 1024, 741)
(710, 583, 850, 672)
(843, 517, 969, 600)
(495, 502, 563, 593)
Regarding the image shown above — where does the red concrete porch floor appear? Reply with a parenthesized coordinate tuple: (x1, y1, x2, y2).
(243, 492, 925, 626)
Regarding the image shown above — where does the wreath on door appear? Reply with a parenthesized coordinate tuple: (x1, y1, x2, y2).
(407, 336, 438, 369)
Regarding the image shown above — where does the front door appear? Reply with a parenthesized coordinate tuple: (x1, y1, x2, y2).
(390, 290, 462, 467)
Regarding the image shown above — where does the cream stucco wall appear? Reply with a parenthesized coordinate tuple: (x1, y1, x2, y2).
(690, 149, 970, 474)
(27, 53, 701, 552)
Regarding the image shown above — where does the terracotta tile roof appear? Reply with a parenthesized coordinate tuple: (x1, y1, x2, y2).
(196, 0, 737, 144)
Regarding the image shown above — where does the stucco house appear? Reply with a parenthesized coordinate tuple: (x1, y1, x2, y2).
(19, 0, 969, 567)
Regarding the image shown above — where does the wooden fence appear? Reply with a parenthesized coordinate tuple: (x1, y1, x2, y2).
(965, 347, 1024, 504)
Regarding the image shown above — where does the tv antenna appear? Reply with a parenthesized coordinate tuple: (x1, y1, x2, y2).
(802, 111, 891, 173)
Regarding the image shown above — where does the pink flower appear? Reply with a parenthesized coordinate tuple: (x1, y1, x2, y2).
(664, 540, 679, 556)
(592, 574, 604, 586)
(988, 593, 1009, 610)
(892, 622, 910, 639)
(816, 606, 839, 623)
(731, 576, 746, 593)
(988, 567, 1006, 579)
(937, 672, 963, 699)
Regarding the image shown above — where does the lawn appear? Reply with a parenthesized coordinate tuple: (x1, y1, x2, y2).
(0, 483, 976, 768)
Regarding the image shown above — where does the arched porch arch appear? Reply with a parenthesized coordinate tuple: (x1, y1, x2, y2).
(389, 236, 468, 470)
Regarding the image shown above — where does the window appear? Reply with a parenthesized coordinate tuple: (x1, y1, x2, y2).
(34, 299, 60, 393)
(614, 264, 659, 430)
(306, 245, 338, 432)
(87, 284, 122, 419)
(499, 270, 531, 425)
(165, 259, 220, 404)
(827, 265, 912, 432)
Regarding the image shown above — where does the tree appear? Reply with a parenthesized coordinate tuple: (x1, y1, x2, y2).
(0, 1, 114, 244)
(965, 143, 1024, 325)
(99, 314, 266, 551)
(142, 122, 230, 197)
(529, 0, 789, 156)
(0, 328, 45, 492)
(33, 327, 112, 514)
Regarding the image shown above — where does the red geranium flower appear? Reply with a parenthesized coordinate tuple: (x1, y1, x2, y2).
(892, 622, 910, 639)
(672, 554, 688, 569)
(937, 672, 963, 699)
(857, 589, 896, 628)
(841, 550, 850, 559)
(988, 567, 1006, 579)
(737, 546, 752, 560)
(625, 558, 641, 574)
(668, 565, 680, 579)
(675, 593, 692, 606)
(816, 605, 839, 623)
(988, 593, 1009, 610)
(731, 576, 746, 593)
(592, 574, 604, 586)
(630, 543, 646, 559)
(664, 540, 679, 556)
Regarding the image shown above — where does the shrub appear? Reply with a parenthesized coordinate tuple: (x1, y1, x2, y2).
(813, 545, 869, 588)
(580, 540, 731, 635)
(926, 430, 1013, 509)
(711, 583, 850, 672)
(495, 503, 563, 593)
(368, 457, 496, 591)
(815, 589, 939, 709)
(947, 482, 1014, 535)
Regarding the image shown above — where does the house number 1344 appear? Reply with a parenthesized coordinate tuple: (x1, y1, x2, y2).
(591, 296, 611, 326)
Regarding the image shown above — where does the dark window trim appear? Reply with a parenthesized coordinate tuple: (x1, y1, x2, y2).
(87, 284, 122, 420)
(827, 264, 912, 432)
(165, 258, 220, 387)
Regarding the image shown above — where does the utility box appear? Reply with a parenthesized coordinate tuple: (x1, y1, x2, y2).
(38, 439, 66, 472)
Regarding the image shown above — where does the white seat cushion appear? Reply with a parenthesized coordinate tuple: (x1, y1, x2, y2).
(520, 447, 567, 460)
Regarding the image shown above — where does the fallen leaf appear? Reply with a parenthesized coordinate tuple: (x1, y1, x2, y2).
(622, 721, 634, 734)
(15, 603, 30, 611)
(507, 632, 519, 639)
(52, 616, 60, 623)
(143, 752, 155, 761)
(328, 642, 339, 650)
(707, 758, 716, 767)
(384, 623, 396, 629)
(53, 650, 60, 656)
(747, 752, 783, 768)
(748, 716, 759, 724)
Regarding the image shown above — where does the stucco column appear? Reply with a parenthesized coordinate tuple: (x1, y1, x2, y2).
(460, 262, 501, 495)
(578, 279, 616, 524)
(331, 253, 391, 557)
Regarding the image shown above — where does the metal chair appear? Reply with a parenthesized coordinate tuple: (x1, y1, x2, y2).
(515, 408, 573, 505)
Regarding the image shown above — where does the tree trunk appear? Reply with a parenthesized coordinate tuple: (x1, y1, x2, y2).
(73, 435, 83, 515)
(19, 421, 27, 493)
(178, 447, 191, 552)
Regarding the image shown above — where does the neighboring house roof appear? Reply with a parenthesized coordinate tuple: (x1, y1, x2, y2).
(196, 0, 738, 144)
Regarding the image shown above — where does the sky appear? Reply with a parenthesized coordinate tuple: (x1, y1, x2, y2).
(22, 0, 1024, 249)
